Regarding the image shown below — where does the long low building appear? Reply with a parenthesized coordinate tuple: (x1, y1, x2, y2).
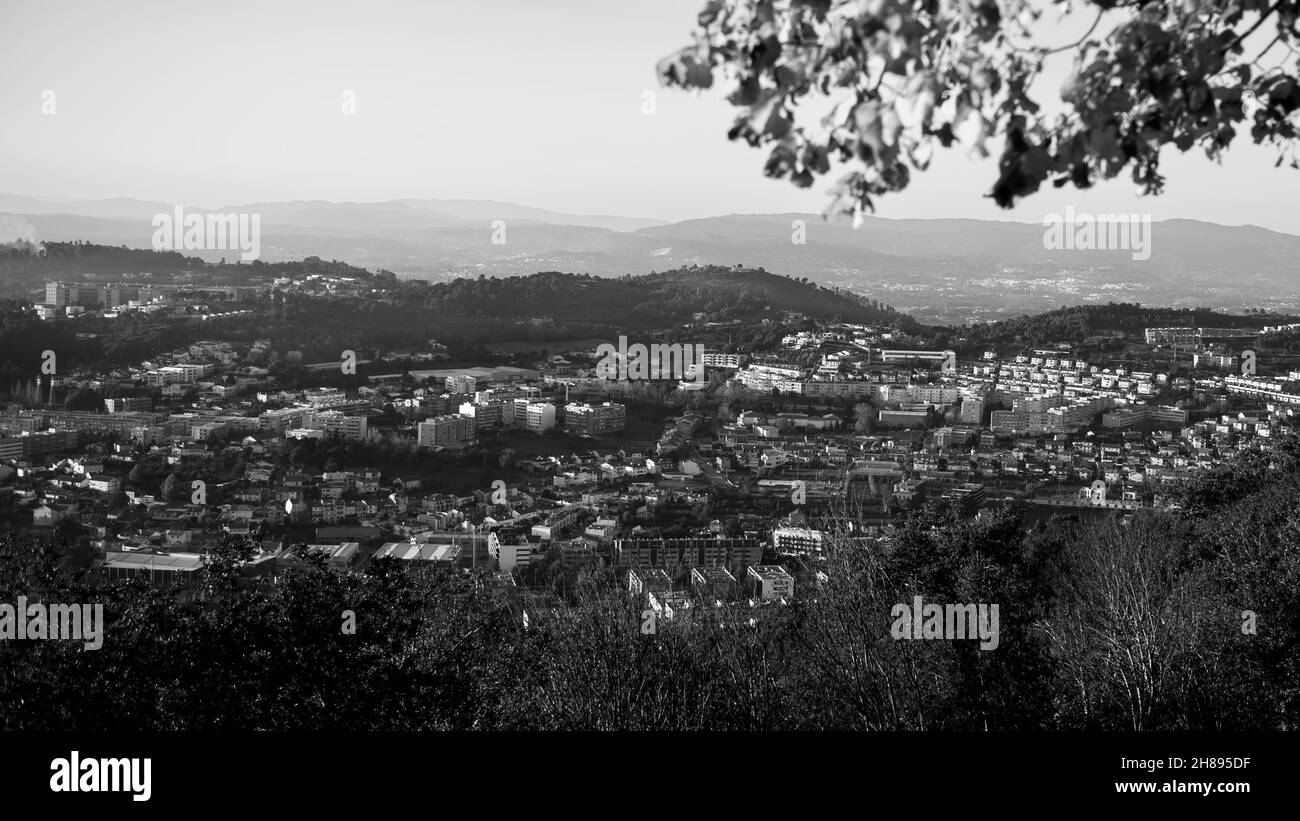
(1224, 375, 1300, 405)
(102, 551, 204, 588)
(1102, 405, 1188, 428)
(614, 536, 763, 574)
(0, 429, 80, 461)
(9, 410, 161, 437)
(878, 350, 949, 362)
(373, 542, 462, 566)
(401, 366, 540, 383)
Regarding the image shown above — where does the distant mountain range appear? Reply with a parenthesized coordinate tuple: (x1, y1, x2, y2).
(0, 194, 668, 233)
(3, 194, 1298, 324)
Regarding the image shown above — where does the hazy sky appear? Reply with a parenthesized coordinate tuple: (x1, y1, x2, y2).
(2, 0, 1298, 232)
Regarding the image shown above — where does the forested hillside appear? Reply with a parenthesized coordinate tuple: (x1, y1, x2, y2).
(0, 241, 380, 295)
(0, 241, 206, 289)
(1, 245, 910, 331)
(408, 266, 911, 328)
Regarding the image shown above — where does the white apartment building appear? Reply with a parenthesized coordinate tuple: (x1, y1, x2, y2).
(445, 375, 477, 394)
(417, 414, 477, 447)
(702, 352, 742, 368)
(772, 527, 823, 557)
(736, 364, 804, 391)
(304, 388, 347, 407)
(747, 565, 795, 601)
(565, 401, 626, 435)
(144, 363, 213, 385)
(304, 410, 369, 441)
(488, 531, 537, 572)
(516, 400, 556, 434)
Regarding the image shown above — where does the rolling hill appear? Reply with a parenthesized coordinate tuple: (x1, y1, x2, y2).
(5, 194, 1300, 322)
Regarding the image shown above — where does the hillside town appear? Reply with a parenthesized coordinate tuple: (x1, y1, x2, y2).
(3, 276, 1297, 626)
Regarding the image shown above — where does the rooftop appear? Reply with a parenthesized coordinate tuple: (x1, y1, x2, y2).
(748, 565, 793, 581)
(374, 542, 461, 562)
(104, 551, 204, 571)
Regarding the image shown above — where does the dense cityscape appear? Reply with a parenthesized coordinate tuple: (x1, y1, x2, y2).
(4, 263, 1299, 625)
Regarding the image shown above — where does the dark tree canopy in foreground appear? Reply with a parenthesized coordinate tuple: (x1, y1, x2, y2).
(659, 0, 1300, 217)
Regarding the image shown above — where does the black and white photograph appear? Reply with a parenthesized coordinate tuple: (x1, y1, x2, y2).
(0, 0, 1294, 805)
